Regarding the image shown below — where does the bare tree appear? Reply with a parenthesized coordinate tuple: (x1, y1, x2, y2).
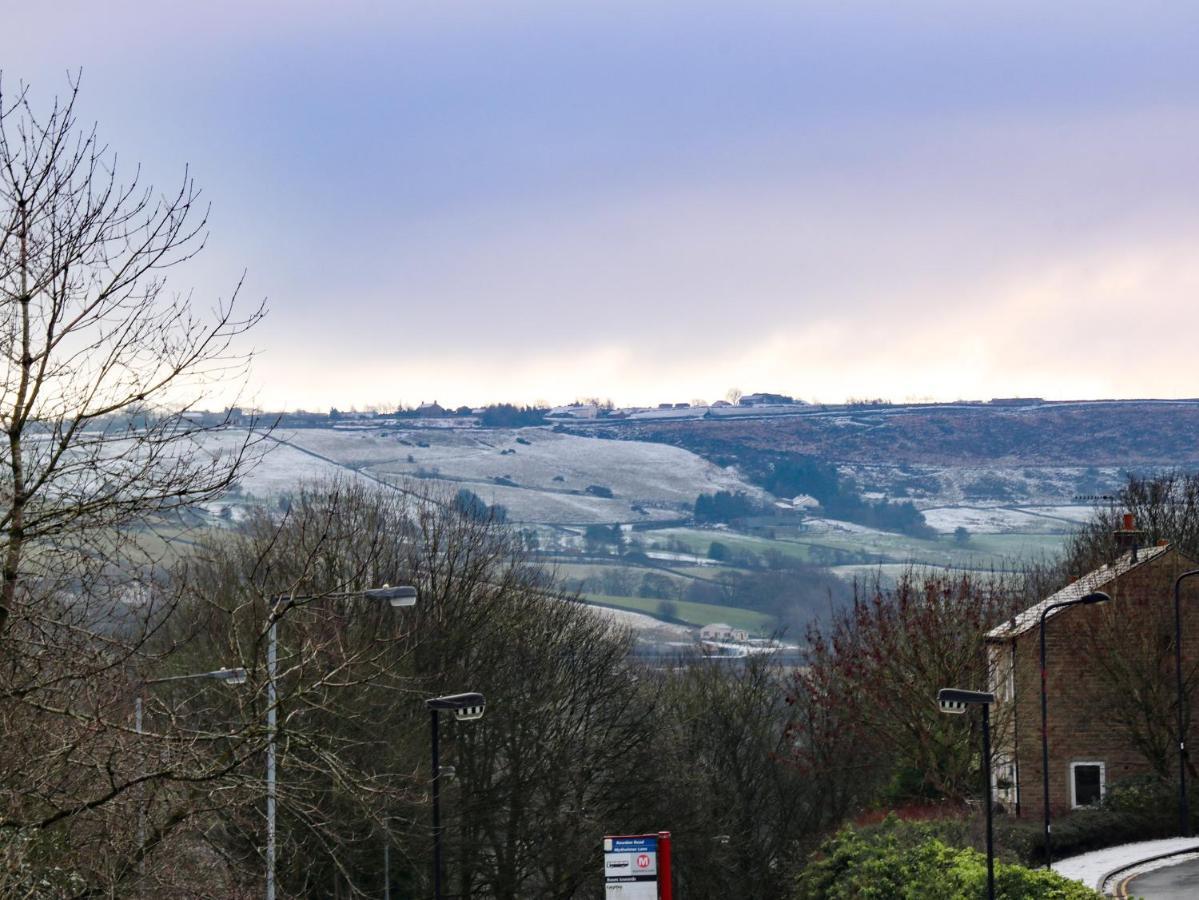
(1062, 471, 1199, 576)
(0, 75, 265, 892)
(0, 75, 265, 638)
(789, 570, 1025, 803)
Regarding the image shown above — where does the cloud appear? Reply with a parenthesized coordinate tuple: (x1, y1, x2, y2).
(7, 2, 1199, 408)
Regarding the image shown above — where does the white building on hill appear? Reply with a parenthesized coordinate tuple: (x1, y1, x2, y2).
(699, 623, 749, 642)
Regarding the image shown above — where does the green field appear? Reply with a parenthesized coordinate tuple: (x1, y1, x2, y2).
(648, 526, 1066, 571)
(584, 593, 775, 633)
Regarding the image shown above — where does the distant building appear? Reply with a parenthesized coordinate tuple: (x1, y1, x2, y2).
(699, 623, 750, 642)
(711, 400, 732, 408)
(739, 392, 798, 406)
(547, 404, 599, 419)
(417, 401, 448, 418)
(988, 397, 1045, 407)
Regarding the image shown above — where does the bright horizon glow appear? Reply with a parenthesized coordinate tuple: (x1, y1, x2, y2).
(8, 2, 1199, 411)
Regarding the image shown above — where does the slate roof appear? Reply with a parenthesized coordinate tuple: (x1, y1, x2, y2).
(985, 544, 1171, 641)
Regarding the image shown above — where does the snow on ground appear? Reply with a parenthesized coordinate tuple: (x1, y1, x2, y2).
(1018, 505, 1094, 523)
(839, 463, 1125, 507)
(802, 517, 892, 536)
(829, 563, 917, 583)
(584, 604, 692, 636)
(922, 506, 1057, 534)
(198, 430, 355, 497)
(213, 426, 764, 525)
(1052, 838, 1199, 890)
(426, 477, 679, 525)
(645, 551, 716, 565)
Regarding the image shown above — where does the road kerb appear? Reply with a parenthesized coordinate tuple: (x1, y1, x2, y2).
(1102, 847, 1199, 897)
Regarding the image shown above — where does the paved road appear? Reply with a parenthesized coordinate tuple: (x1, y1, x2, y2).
(1122, 856, 1199, 898)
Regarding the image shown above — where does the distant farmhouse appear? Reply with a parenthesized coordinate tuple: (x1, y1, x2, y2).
(699, 623, 750, 643)
(417, 400, 448, 418)
(986, 519, 1198, 819)
(547, 403, 601, 419)
(738, 392, 798, 406)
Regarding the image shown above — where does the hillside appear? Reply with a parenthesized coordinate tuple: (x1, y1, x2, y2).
(578, 400, 1199, 467)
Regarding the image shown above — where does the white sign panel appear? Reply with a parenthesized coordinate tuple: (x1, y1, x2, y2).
(604, 836, 658, 900)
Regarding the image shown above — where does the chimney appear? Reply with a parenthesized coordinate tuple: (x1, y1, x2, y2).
(1114, 513, 1144, 562)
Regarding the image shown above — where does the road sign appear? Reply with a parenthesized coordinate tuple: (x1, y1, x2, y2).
(604, 835, 661, 900)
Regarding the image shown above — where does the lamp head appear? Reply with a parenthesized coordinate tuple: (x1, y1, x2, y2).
(454, 703, 485, 722)
(1079, 591, 1111, 605)
(427, 692, 486, 721)
(215, 667, 248, 686)
(366, 584, 418, 608)
(937, 687, 994, 714)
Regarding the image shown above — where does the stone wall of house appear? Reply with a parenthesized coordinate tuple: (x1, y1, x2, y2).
(1001, 548, 1199, 820)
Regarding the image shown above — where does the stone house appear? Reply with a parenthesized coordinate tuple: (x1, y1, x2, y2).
(699, 623, 749, 643)
(985, 533, 1198, 820)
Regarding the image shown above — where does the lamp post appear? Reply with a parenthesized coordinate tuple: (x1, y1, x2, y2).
(1039, 590, 1111, 867)
(938, 687, 997, 900)
(265, 585, 417, 900)
(135, 666, 248, 733)
(426, 692, 486, 900)
(134, 667, 247, 873)
(1174, 570, 1199, 837)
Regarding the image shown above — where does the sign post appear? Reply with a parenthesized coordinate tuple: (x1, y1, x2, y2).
(604, 833, 672, 900)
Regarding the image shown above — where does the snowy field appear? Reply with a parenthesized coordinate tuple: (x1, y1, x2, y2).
(189, 427, 1104, 538)
(838, 463, 1125, 507)
(584, 604, 692, 636)
(195, 426, 764, 525)
(920, 505, 1091, 534)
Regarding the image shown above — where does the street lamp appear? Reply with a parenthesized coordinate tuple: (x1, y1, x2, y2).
(136, 666, 248, 733)
(426, 692, 486, 900)
(938, 687, 997, 900)
(1174, 570, 1199, 836)
(134, 667, 247, 869)
(1039, 590, 1111, 867)
(265, 585, 417, 900)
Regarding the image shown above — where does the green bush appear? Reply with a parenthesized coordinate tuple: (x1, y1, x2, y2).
(795, 817, 1101, 900)
(997, 776, 1183, 866)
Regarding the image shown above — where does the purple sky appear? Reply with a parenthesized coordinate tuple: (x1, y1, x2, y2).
(8, 1, 1199, 408)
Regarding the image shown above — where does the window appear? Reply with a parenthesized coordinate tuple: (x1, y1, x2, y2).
(1070, 762, 1105, 808)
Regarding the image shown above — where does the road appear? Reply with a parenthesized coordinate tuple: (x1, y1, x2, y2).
(1120, 856, 1199, 898)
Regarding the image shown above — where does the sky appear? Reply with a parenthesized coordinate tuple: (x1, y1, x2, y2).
(6, 1, 1199, 409)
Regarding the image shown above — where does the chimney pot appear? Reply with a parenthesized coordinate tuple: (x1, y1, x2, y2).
(1114, 512, 1144, 560)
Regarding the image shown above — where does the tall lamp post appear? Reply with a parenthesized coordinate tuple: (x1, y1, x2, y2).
(265, 585, 417, 900)
(938, 687, 997, 900)
(426, 692, 486, 900)
(1174, 569, 1199, 836)
(1039, 590, 1111, 867)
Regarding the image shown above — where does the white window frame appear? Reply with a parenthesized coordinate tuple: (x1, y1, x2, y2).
(1069, 761, 1106, 809)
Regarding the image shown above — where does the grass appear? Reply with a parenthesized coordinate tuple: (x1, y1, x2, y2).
(648, 526, 1067, 573)
(583, 592, 775, 633)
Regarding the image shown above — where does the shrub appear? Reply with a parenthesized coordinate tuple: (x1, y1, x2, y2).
(795, 817, 1101, 899)
(998, 776, 1183, 866)
(707, 541, 730, 561)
